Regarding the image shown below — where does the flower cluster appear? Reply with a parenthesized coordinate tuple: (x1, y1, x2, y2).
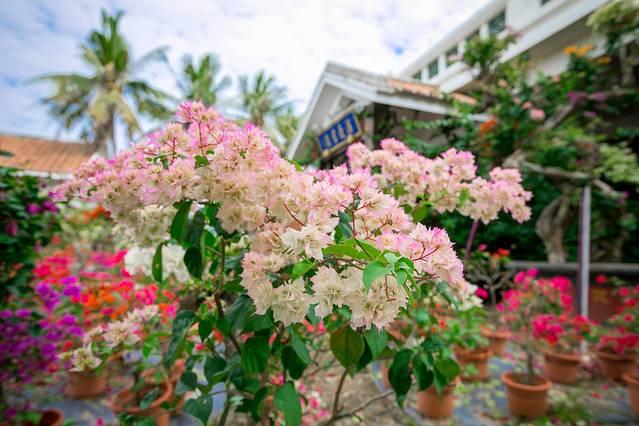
(532, 313, 593, 353)
(598, 284, 639, 355)
(124, 244, 190, 283)
(53, 101, 493, 330)
(0, 308, 79, 383)
(62, 305, 161, 371)
(345, 139, 532, 223)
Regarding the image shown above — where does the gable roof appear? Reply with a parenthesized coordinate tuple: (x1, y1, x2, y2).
(286, 61, 474, 161)
(0, 134, 94, 177)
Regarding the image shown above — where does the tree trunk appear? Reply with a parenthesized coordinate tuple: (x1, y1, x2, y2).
(535, 194, 573, 264)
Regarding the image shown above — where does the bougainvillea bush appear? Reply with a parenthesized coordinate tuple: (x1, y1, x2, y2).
(0, 167, 59, 301)
(54, 101, 530, 425)
(598, 284, 639, 355)
(498, 270, 594, 382)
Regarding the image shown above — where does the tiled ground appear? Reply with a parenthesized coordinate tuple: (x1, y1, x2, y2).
(35, 350, 637, 425)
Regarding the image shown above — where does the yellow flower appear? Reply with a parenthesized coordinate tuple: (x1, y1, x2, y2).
(576, 44, 593, 56)
(564, 45, 578, 55)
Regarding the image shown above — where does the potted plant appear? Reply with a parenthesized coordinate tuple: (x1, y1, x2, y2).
(595, 285, 639, 381)
(442, 287, 492, 382)
(464, 246, 515, 357)
(62, 305, 175, 425)
(498, 271, 578, 419)
(532, 313, 593, 384)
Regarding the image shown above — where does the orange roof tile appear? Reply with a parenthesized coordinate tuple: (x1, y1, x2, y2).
(0, 134, 94, 175)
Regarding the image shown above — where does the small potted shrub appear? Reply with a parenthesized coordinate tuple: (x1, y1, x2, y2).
(464, 247, 515, 357)
(595, 285, 639, 382)
(498, 271, 578, 419)
(444, 303, 492, 382)
(62, 306, 174, 426)
(532, 313, 594, 384)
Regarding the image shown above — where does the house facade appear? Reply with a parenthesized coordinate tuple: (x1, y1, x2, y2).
(287, 0, 609, 164)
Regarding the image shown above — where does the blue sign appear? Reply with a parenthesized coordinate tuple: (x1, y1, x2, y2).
(317, 111, 362, 157)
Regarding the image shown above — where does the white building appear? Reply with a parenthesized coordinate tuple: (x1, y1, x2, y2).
(287, 0, 610, 163)
(402, 0, 608, 91)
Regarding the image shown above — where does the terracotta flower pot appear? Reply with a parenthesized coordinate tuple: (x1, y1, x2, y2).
(543, 350, 581, 385)
(109, 382, 173, 426)
(143, 359, 187, 416)
(65, 370, 108, 399)
(501, 371, 551, 420)
(454, 347, 492, 381)
(623, 373, 639, 417)
(596, 349, 637, 381)
(415, 378, 458, 419)
(482, 328, 511, 357)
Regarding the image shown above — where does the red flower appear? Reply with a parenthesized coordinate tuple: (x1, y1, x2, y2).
(475, 287, 489, 299)
(595, 274, 607, 284)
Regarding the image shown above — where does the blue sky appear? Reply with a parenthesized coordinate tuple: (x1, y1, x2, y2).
(0, 0, 489, 145)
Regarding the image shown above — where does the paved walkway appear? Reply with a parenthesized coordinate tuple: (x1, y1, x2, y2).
(36, 351, 636, 425)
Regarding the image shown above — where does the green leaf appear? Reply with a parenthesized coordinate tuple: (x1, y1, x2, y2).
(241, 336, 270, 374)
(364, 328, 388, 359)
(362, 261, 389, 292)
(354, 239, 382, 260)
(151, 242, 166, 283)
(176, 371, 198, 395)
(274, 382, 302, 426)
(291, 260, 315, 279)
(282, 346, 306, 379)
(165, 310, 196, 368)
(184, 246, 203, 279)
(170, 201, 192, 243)
(198, 318, 213, 343)
(185, 210, 205, 247)
(323, 242, 359, 259)
(330, 326, 365, 368)
(204, 355, 228, 385)
(184, 394, 212, 425)
(435, 357, 460, 382)
(226, 294, 253, 333)
(243, 313, 273, 333)
(389, 349, 413, 406)
(291, 332, 312, 365)
(194, 155, 209, 167)
(139, 387, 159, 409)
(411, 203, 430, 222)
(412, 355, 433, 391)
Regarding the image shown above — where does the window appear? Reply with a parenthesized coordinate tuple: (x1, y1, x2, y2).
(446, 46, 459, 66)
(466, 30, 480, 44)
(428, 60, 439, 78)
(412, 70, 422, 80)
(488, 10, 506, 35)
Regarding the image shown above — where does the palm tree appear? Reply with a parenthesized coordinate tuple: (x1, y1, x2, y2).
(178, 54, 231, 106)
(275, 107, 299, 149)
(37, 10, 172, 156)
(238, 70, 291, 129)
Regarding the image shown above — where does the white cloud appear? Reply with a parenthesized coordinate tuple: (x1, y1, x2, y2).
(0, 0, 489, 145)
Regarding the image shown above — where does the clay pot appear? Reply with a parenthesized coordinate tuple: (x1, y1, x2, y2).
(596, 349, 637, 381)
(65, 370, 108, 399)
(543, 350, 581, 385)
(482, 328, 511, 357)
(415, 378, 458, 419)
(623, 373, 639, 417)
(109, 382, 173, 426)
(142, 360, 186, 416)
(23, 409, 64, 426)
(501, 371, 551, 420)
(454, 347, 492, 381)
